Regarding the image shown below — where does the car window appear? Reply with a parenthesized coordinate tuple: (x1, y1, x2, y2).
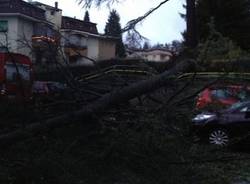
(211, 89, 231, 99)
(237, 89, 250, 100)
(6, 63, 30, 82)
(227, 101, 250, 112)
(228, 101, 247, 111)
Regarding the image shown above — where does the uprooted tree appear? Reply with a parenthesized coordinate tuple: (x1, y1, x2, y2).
(1, 1, 249, 184)
(0, 0, 200, 145)
(0, 16, 206, 183)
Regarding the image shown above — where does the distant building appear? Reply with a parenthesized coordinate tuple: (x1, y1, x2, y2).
(127, 48, 173, 62)
(0, 0, 117, 67)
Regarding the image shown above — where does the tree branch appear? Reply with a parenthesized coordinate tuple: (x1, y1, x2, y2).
(77, 0, 121, 8)
(122, 0, 171, 32)
(77, 0, 171, 33)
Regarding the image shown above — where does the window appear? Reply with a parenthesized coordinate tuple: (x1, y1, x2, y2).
(211, 89, 231, 100)
(0, 20, 8, 32)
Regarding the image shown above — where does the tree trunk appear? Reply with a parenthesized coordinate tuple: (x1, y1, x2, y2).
(186, 0, 198, 48)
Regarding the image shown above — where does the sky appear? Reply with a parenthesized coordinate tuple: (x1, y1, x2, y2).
(28, 0, 186, 45)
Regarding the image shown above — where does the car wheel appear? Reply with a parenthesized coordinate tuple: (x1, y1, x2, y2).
(208, 129, 229, 146)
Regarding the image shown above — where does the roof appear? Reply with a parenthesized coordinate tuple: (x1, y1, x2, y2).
(0, 0, 46, 21)
(61, 29, 118, 41)
(30, 1, 62, 11)
(61, 16, 98, 34)
(130, 48, 172, 53)
(127, 48, 173, 57)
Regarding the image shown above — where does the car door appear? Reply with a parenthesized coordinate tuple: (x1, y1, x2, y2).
(223, 105, 250, 135)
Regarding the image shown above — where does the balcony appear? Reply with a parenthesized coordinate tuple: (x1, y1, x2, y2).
(61, 16, 98, 34)
(0, 0, 45, 21)
(32, 23, 58, 49)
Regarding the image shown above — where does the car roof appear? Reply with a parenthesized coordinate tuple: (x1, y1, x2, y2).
(209, 85, 248, 89)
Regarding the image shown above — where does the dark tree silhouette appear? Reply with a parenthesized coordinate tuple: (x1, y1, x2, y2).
(186, 0, 198, 48)
(104, 9, 126, 57)
(83, 10, 90, 22)
(196, 0, 250, 50)
(143, 42, 150, 50)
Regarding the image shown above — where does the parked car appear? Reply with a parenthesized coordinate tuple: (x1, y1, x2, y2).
(196, 85, 250, 110)
(192, 101, 250, 146)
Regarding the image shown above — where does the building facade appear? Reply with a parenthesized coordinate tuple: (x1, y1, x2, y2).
(0, 0, 47, 58)
(0, 0, 116, 67)
(60, 16, 116, 66)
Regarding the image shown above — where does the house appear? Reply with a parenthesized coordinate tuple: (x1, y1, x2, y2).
(0, 0, 117, 67)
(0, 0, 48, 58)
(60, 16, 116, 66)
(127, 48, 173, 62)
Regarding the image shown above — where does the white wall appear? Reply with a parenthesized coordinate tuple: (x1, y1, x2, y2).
(33, 3, 62, 29)
(146, 54, 171, 62)
(87, 37, 99, 60)
(46, 11, 62, 29)
(0, 16, 34, 58)
(44, 9, 62, 29)
(0, 17, 19, 51)
(128, 50, 172, 62)
(98, 39, 116, 60)
(17, 18, 34, 58)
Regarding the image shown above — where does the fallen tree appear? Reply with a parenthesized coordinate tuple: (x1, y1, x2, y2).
(0, 59, 195, 147)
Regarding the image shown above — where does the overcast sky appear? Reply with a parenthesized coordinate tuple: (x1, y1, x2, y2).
(30, 0, 186, 45)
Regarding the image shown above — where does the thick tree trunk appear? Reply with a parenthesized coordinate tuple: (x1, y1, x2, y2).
(186, 0, 198, 48)
(0, 60, 195, 147)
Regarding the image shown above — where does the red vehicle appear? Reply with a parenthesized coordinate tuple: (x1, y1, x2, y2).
(196, 85, 250, 110)
(0, 52, 33, 101)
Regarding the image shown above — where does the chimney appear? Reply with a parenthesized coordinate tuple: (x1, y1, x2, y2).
(55, 2, 58, 9)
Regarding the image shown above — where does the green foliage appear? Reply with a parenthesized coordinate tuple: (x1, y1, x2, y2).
(197, 20, 244, 70)
(83, 10, 90, 22)
(104, 9, 126, 58)
(196, 0, 250, 50)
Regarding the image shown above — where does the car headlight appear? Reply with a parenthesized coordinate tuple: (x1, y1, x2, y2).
(0, 89, 6, 95)
(193, 114, 215, 121)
